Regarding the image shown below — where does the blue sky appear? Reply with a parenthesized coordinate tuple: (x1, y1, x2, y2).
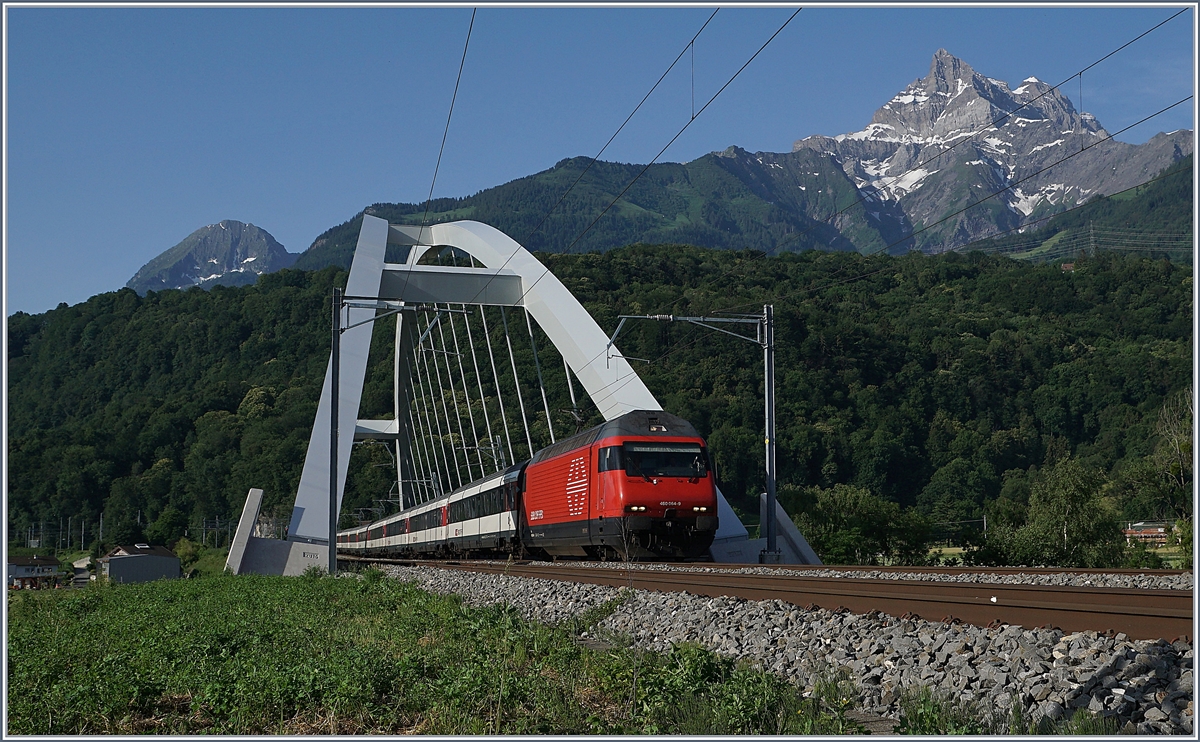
(5, 5, 1195, 315)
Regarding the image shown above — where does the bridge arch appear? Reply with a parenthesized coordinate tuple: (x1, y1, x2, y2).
(227, 216, 815, 575)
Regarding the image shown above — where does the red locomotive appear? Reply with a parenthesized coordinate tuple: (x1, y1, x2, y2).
(337, 410, 718, 560)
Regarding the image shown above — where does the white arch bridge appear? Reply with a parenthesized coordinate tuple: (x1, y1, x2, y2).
(226, 216, 817, 574)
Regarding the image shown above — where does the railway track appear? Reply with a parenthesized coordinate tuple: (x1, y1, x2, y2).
(347, 557, 1193, 641)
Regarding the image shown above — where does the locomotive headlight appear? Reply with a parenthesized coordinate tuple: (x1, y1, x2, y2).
(625, 505, 647, 512)
(693, 506, 708, 512)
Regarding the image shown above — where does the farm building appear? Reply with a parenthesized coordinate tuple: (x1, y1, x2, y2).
(99, 544, 180, 584)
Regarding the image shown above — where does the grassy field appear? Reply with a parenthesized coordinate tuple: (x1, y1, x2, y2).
(7, 570, 878, 735)
(6, 569, 1121, 735)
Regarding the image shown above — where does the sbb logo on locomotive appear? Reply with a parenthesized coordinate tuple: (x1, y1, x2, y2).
(529, 509, 544, 520)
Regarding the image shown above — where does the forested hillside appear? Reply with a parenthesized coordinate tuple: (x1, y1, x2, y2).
(291, 153, 880, 272)
(964, 155, 1193, 264)
(7, 248, 1192, 565)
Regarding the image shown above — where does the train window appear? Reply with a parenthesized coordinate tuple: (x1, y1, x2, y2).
(623, 443, 708, 478)
(598, 446, 623, 472)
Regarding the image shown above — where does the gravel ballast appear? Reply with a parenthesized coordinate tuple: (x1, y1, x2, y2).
(382, 564, 1194, 735)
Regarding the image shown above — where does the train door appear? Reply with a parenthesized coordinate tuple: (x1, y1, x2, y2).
(563, 450, 592, 549)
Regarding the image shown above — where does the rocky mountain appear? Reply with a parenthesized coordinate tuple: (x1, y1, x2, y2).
(789, 49, 1193, 251)
(127, 220, 298, 295)
(287, 50, 1193, 270)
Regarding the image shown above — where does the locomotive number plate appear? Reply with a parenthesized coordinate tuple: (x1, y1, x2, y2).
(659, 501, 681, 506)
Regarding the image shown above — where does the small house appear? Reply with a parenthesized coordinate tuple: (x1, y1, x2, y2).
(1123, 521, 1171, 547)
(7, 555, 61, 589)
(99, 544, 181, 584)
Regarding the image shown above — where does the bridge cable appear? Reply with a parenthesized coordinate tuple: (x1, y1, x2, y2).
(431, 306, 469, 488)
(417, 312, 458, 491)
(500, 307, 536, 459)
(479, 307, 517, 465)
(526, 308, 557, 444)
(406, 324, 439, 503)
(412, 314, 448, 498)
(449, 305, 489, 477)
(402, 364, 434, 506)
(461, 305, 502, 473)
(433, 303, 474, 481)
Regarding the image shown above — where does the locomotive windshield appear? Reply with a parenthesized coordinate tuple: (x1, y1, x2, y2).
(622, 442, 708, 478)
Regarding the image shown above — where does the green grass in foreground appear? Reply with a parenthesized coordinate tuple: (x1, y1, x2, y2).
(6, 570, 865, 734)
(6, 569, 1121, 735)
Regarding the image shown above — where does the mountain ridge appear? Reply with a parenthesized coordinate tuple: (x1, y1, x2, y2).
(126, 220, 298, 295)
(124, 50, 1191, 282)
(292, 50, 1189, 270)
(791, 48, 1192, 251)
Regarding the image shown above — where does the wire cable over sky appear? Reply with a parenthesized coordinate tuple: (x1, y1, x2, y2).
(420, 8, 477, 236)
(952, 164, 1191, 252)
(520, 8, 721, 248)
(441, 7, 804, 412)
(650, 6, 1190, 315)
(460, 7, 801, 312)
(869, 95, 1193, 255)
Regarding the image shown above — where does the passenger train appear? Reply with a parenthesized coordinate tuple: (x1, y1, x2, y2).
(337, 410, 718, 560)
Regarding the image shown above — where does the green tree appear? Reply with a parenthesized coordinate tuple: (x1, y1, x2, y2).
(145, 505, 188, 546)
(105, 519, 146, 548)
(1007, 458, 1124, 568)
(789, 484, 931, 565)
(1175, 519, 1193, 570)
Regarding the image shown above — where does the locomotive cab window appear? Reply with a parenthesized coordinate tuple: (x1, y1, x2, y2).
(622, 442, 708, 478)
(598, 446, 623, 472)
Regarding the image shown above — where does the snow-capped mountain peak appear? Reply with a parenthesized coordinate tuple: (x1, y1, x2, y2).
(790, 50, 1191, 251)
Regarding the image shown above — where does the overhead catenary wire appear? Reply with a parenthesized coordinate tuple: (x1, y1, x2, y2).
(953, 164, 1192, 251)
(458, 8, 801, 316)
(868, 95, 1193, 255)
(389, 11, 722, 476)
(649, 7, 1191, 315)
(419, 8, 477, 235)
(518, 9, 720, 250)
(389, 11, 803, 474)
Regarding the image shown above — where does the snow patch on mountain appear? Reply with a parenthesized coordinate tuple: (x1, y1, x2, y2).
(787, 48, 1192, 251)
